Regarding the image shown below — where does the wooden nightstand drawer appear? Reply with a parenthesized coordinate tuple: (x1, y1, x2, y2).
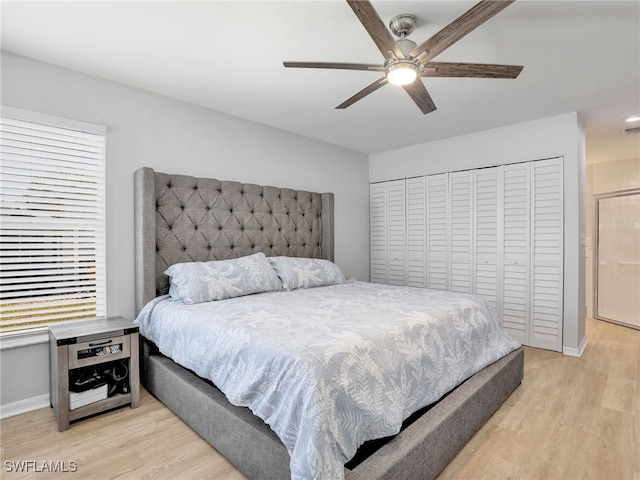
(68, 335, 130, 369)
(49, 317, 140, 431)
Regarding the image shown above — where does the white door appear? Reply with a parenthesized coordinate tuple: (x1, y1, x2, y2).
(502, 163, 531, 345)
(530, 158, 563, 351)
(387, 180, 406, 286)
(369, 182, 388, 283)
(449, 171, 475, 294)
(596, 190, 640, 328)
(475, 167, 502, 310)
(369, 160, 564, 352)
(406, 177, 426, 287)
(426, 174, 449, 290)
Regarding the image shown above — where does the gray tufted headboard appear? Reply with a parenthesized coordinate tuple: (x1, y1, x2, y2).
(134, 167, 335, 314)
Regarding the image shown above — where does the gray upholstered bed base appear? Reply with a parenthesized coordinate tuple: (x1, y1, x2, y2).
(134, 167, 524, 480)
(141, 339, 523, 480)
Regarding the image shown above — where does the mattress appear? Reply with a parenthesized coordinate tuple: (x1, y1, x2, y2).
(135, 281, 520, 480)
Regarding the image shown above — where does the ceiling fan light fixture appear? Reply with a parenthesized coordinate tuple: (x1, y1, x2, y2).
(386, 62, 418, 86)
(284, 1, 522, 113)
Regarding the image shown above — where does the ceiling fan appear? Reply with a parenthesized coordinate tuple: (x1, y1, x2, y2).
(283, 0, 523, 114)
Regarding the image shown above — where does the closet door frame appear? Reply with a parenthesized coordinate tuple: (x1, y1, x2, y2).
(369, 156, 564, 353)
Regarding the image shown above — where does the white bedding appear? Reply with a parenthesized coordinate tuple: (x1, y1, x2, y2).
(135, 281, 520, 480)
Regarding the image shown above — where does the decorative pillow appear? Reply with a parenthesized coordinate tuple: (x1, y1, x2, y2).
(165, 252, 282, 304)
(268, 256, 346, 291)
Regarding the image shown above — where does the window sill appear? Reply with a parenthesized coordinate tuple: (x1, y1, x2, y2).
(0, 316, 108, 351)
(0, 329, 49, 351)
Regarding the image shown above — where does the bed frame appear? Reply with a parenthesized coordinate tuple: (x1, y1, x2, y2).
(134, 167, 523, 480)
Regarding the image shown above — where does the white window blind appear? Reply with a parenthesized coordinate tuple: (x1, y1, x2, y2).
(0, 107, 106, 333)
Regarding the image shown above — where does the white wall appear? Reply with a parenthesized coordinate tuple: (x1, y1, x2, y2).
(0, 51, 370, 411)
(370, 113, 587, 355)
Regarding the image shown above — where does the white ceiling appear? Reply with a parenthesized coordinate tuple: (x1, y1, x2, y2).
(2, 1, 639, 161)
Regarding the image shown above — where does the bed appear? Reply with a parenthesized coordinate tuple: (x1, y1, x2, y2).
(134, 167, 524, 480)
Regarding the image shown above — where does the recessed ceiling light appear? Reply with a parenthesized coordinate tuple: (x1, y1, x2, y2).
(625, 116, 640, 122)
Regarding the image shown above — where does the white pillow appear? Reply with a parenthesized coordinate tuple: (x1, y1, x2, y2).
(165, 252, 281, 304)
(268, 256, 346, 291)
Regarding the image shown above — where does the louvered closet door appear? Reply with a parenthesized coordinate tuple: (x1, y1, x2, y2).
(426, 174, 449, 290)
(502, 163, 531, 345)
(449, 171, 475, 293)
(531, 158, 563, 351)
(474, 167, 501, 310)
(406, 177, 426, 287)
(387, 180, 406, 286)
(369, 182, 388, 283)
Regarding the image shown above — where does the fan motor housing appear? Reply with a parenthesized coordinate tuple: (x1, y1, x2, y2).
(389, 14, 417, 38)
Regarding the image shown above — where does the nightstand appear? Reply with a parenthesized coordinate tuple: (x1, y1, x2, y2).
(49, 316, 140, 431)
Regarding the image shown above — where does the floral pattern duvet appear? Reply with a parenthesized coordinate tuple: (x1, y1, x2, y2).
(135, 281, 520, 480)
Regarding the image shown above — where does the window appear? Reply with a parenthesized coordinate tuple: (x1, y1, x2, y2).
(0, 107, 106, 333)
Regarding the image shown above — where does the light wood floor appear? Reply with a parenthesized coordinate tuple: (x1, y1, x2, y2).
(1, 318, 638, 480)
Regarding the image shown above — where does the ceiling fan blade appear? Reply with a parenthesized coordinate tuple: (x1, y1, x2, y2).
(346, 0, 404, 59)
(421, 62, 523, 78)
(410, 0, 515, 63)
(283, 61, 384, 72)
(402, 81, 437, 114)
(336, 77, 388, 110)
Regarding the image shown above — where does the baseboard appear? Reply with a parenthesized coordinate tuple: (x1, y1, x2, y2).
(0, 393, 50, 419)
(563, 336, 589, 357)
